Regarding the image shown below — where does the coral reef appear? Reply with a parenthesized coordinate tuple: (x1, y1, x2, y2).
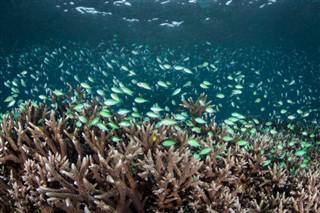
(0, 86, 319, 212)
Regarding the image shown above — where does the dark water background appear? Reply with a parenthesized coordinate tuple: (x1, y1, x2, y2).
(0, 0, 319, 121)
(1, 1, 319, 52)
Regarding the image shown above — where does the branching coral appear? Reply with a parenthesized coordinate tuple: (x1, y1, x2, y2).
(0, 87, 319, 212)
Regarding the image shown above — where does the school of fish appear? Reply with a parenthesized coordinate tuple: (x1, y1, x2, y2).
(0, 37, 319, 126)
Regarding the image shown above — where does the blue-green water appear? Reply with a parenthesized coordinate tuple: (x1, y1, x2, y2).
(0, 0, 319, 123)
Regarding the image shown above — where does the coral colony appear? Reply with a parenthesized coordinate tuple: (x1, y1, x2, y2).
(0, 85, 319, 212)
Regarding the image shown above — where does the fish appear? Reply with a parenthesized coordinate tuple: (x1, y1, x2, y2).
(137, 82, 152, 90)
(81, 82, 91, 89)
(172, 88, 181, 96)
(0, 38, 317, 127)
(134, 97, 148, 103)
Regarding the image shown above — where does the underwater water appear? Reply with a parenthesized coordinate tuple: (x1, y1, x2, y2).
(0, 0, 319, 123)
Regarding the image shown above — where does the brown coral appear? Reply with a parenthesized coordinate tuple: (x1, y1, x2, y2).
(0, 88, 319, 212)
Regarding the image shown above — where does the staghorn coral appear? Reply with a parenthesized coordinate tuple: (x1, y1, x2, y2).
(137, 146, 203, 210)
(0, 87, 319, 212)
(180, 93, 213, 127)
